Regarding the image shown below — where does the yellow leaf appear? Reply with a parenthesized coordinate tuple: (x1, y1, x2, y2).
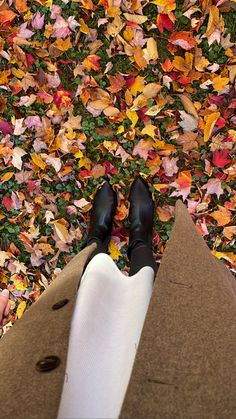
(31, 154, 46, 170)
(53, 37, 72, 52)
(129, 76, 145, 96)
(211, 206, 231, 226)
(74, 150, 83, 158)
(205, 5, 219, 38)
(50, 220, 71, 243)
(126, 109, 138, 128)
(11, 68, 25, 79)
(153, 183, 168, 192)
(16, 301, 27, 319)
(172, 55, 192, 73)
(204, 112, 220, 142)
(1, 172, 14, 183)
(103, 140, 118, 151)
(78, 157, 91, 170)
(228, 130, 236, 142)
(145, 105, 163, 116)
(141, 124, 157, 139)
(212, 250, 236, 263)
(123, 13, 147, 24)
(146, 37, 158, 60)
(79, 18, 90, 34)
(108, 240, 121, 261)
(117, 125, 124, 134)
(212, 75, 230, 92)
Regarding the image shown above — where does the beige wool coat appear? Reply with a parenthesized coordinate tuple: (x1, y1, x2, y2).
(0, 200, 236, 419)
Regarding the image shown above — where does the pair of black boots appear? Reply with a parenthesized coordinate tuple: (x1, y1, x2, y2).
(84, 176, 158, 276)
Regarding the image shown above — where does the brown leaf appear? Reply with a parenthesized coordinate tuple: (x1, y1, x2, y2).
(91, 164, 106, 179)
(107, 73, 125, 93)
(176, 131, 204, 152)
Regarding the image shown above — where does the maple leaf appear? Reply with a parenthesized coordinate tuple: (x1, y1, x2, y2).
(83, 55, 101, 71)
(133, 139, 153, 161)
(156, 14, 174, 33)
(170, 170, 192, 201)
(31, 11, 45, 29)
(53, 87, 73, 108)
(176, 131, 203, 152)
(212, 150, 231, 168)
(201, 178, 224, 198)
(169, 31, 197, 50)
(211, 206, 231, 226)
(107, 73, 125, 93)
(162, 157, 179, 177)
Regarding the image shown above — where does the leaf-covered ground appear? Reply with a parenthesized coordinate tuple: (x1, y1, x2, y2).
(0, 0, 235, 332)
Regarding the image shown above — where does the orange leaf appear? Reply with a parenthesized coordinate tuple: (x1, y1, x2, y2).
(0, 10, 17, 25)
(30, 154, 46, 170)
(211, 206, 231, 226)
(156, 205, 174, 222)
(53, 37, 72, 52)
(114, 201, 128, 221)
(83, 55, 101, 71)
(15, 0, 28, 13)
(107, 73, 125, 93)
(133, 46, 148, 69)
(204, 112, 220, 142)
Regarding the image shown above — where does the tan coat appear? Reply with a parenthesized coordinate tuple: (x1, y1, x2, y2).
(0, 200, 236, 419)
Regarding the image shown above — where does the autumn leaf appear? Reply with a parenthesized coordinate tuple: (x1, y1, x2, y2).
(107, 73, 125, 93)
(211, 206, 231, 226)
(15, 0, 28, 13)
(83, 55, 101, 71)
(212, 150, 231, 168)
(133, 46, 147, 69)
(53, 87, 73, 108)
(108, 240, 121, 260)
(204, 112, 220, 142)
(169, 31, 197, 50)
(16, 301, 27, 319)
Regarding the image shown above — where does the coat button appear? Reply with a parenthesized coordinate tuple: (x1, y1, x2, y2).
(52, 298, 69, 310)
(36, 355, 61, 372)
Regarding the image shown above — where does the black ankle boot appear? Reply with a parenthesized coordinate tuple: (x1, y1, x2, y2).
(83, 180, 117, 249)
(127, 176, 154, 260)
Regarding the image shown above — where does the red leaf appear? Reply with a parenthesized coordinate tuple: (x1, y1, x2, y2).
(0, 120, 14, 136)
(2, 196, 13, 211)
(25, 54, 35, 69)
(53, 87, 73, 108)
(216, 117, 225, 128)
(212, 150, 231, 168)
(103, 160, 118, 175)
(161, 57, 173, 72)
(156, 14, 174, 33)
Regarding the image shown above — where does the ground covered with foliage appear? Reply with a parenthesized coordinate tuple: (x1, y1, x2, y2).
(0, 0, 235, 330)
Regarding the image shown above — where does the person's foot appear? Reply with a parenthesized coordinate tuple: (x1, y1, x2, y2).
(127, 176, 154, 260)
(86, 180, 117, 248)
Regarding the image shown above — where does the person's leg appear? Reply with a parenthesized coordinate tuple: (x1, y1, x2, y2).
(128, 176, 158, 277)
(129, 241, 158, 276)
(81, 180, 117, 274)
